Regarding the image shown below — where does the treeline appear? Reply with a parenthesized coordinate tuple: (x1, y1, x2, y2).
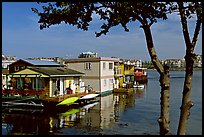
(142, 61, 202, 70)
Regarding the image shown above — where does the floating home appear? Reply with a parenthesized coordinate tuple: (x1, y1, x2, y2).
(3, 59, 85, 98)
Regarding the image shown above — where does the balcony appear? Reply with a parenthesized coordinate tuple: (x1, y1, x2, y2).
(124, 70, 134, 75)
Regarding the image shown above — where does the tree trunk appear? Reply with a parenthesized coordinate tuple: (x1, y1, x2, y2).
(177, 52, 194, 135)
(177, 2, 201, 135)
(142, 24, 170, 135)
(158, 66, 170, 135)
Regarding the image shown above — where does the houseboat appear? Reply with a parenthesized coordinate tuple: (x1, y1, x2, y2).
(134, 67, 148, 84)
(63, 52, 120, 96)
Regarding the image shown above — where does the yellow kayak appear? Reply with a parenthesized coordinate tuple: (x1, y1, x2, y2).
(56, 97, 79, 106)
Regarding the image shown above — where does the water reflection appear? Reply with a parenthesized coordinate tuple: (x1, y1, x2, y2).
(2, 89, 146, 135)
(133, 84, 147, 99)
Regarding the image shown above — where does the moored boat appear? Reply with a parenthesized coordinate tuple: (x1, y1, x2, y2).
(134, 67, 148, 84)
(2, 98, 44, 109)
(133, 81, 145, 89)
(133, 84, 145, 89)
(79, 93, 100, 100)
(56, 97, 79, 106)
(2, 98, 44, 114)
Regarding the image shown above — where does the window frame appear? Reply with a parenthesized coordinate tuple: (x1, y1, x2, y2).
(104, 79, 107, 86)
(109, 63, 113, 70)
(103, 62, 106, 70)
(84, 62, 91, 70)
(15, 66, 19, 71)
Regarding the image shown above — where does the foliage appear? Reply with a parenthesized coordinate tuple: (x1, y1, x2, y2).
(32, 2, 173, 37)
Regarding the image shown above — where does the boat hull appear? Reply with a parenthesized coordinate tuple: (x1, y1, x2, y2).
(133, 85, 145, 88)
(134, 75, 148, 84)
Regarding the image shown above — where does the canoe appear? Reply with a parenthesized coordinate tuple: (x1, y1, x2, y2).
(79, 94, 100, 100)
(56, 97, 79, 106)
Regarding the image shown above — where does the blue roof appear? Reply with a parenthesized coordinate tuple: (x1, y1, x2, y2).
(23, 59, 61, 66)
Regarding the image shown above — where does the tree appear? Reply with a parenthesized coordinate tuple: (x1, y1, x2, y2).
(176, 2, 202, 135)
(32, 2, 202, 135)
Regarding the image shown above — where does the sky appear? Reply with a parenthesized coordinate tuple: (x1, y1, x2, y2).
(2, 2, 202, 62)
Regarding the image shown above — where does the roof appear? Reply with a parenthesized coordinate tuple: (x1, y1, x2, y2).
(64, 57, 120, 63)
(27, 66, 84, 77)
(23, 59, 62, 66)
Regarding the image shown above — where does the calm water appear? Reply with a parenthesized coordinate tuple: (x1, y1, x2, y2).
(2, 70, 202, 135)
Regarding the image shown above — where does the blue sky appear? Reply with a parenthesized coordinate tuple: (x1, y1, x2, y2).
(2, 2, 202, 61)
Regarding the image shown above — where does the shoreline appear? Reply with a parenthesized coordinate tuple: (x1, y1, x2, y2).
(146, 68, 202, 71)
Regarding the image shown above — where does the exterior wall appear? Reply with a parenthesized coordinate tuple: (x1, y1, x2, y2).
(12, 69, 48, 77)
(124, 65, 134, 75)
(67, 62, 100, 77)
(65, 58, 119, 93)
(49, 77, 83, 97)
(83, 79, 100, 92)
(67, 61, 101, 92)
(124, 64, 135, 83)
(100, 61, 114, 77)
(64, 77, 85, 94)
(114, 78, 119, 89)
(118, 64, 125, 87)
(64, 77, 81, 93)
(6, 68, 82, 97)
(100, 77, 114, 93)
(100, 61, 115, 93)
(117, 62, 135, 87)
(8, 60, 33, 73)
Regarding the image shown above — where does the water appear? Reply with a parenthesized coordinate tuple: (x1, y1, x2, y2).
(2, 70, 202, 135)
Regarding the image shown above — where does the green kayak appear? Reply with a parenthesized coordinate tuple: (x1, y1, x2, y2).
(56, 97, 79, 106)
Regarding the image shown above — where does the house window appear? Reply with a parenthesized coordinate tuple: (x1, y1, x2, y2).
(103, 62, 106, 69)
(19, 66, 25, 70)
(118, 68, 122, 75)
(84, 62, 91, 70)
(109, 78, 114, 84)
(104, 79, 107, 86)
(74, 77, 79, 85)
(15, 66, 19, 71)
(33, 77, 44, 90)
(109, 63, 113, 70)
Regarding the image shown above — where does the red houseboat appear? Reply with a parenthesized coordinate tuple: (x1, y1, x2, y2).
(134, 67, 148, 84)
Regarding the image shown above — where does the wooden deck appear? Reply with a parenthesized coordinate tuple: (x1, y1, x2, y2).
(2, 89, 97, 104)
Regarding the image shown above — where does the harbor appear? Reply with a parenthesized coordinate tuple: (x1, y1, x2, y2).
(2, 54, 202, 135)
(2, 70, 202, 135)
(2, 2, 202, 135)
(2, 52, 148, 114)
